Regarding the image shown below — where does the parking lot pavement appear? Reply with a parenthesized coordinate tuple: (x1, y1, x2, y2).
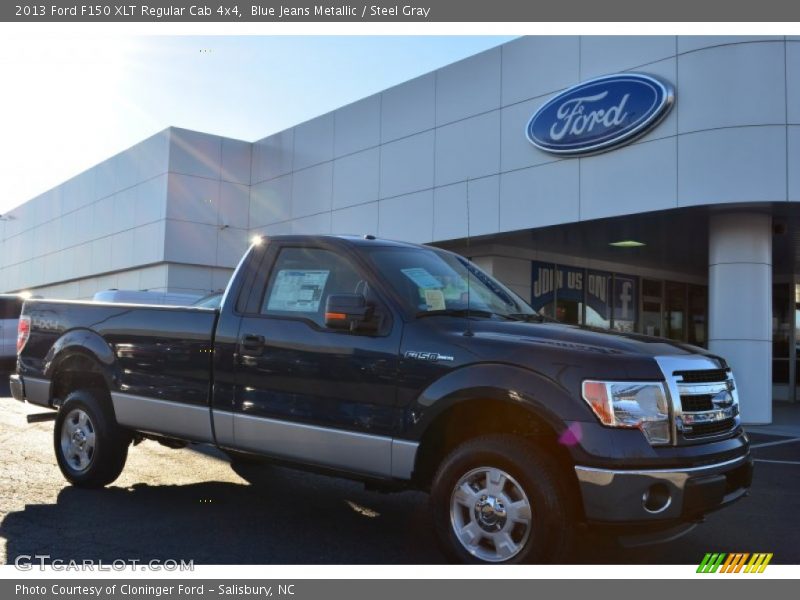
(1, 381, 798, 565)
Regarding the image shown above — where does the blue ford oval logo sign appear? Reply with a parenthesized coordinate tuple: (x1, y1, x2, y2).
(526, 73, 674, 156)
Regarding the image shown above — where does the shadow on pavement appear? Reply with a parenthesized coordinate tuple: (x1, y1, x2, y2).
(0, 373, 10, 399)
(1, 463, 443, 565)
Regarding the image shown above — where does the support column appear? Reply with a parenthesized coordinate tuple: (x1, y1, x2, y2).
(709, 213, 772, 424)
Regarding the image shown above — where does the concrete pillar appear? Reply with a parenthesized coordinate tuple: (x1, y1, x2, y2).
(709, 213, 772, 424)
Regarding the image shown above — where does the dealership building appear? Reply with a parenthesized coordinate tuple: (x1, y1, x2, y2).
(2, 35, 799, 424)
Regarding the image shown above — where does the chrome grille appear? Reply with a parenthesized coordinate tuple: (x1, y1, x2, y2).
(655, 356, 741, 446)
(674, 368, 729, 383)
(680, 394, 714, 412)
(675, 375, 738, 441)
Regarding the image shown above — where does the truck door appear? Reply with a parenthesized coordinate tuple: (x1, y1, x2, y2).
(230, 242, 403, 477)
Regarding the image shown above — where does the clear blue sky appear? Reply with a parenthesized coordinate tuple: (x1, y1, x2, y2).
(0, 35, 513, 213)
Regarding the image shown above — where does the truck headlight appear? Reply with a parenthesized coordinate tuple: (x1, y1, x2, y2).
(581, 380, 671, 445)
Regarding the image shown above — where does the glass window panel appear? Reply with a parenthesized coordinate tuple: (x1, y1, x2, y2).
(586, 270, 611, 329)
(773, 283, 790, 358)
(555, 265, 584, 324)
(531, 262, 556, 318)
(688, 284, 708, 347)
(665, 281, 687, 341)
(641, 278, 662, 338)
(612, 275, 637, 333)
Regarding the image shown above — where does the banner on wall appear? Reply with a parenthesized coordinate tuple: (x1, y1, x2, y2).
(532, 262, 636, 327)
(531, 262, 555, 312)
(613, 275, 638, 330)
(587, 270, 612, 321)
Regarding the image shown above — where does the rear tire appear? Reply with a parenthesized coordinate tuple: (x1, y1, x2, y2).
(54, 389, 130, 488)
(430, 434, 575, 564)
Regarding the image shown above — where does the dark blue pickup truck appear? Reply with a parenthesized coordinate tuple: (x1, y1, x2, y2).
(11, 235, 752, 563)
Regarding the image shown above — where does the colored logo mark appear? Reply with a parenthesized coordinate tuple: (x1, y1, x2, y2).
(697, 552, 773, 573)
(526, 73, 674, 156)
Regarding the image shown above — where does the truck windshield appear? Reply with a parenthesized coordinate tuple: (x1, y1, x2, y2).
(364, 247, 536, 320)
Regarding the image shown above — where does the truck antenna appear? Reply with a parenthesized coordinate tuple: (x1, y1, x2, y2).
(464, 179, 474, 337)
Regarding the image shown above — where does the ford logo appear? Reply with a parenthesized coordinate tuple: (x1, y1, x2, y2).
(526, 73, 674, 156)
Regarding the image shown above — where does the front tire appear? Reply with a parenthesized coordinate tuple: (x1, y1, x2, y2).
(430, 434, 575, 564)
(54, 389, 130, 488)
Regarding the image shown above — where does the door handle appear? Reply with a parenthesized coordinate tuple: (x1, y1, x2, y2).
(240, 333, 266, 354)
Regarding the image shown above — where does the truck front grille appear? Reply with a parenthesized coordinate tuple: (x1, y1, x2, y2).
(674, 372, 738, 443)
(680, 394, 714, 412)
(674, 368, 729, 383)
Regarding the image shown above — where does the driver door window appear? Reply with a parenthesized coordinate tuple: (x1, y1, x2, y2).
(260, 247, 364, 328)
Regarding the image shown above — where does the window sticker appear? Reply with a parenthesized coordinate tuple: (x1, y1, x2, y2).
(267, 269, 330, 312)
(441, 276, 468, 300)
(401, 267, 442, 290)
(423, 289, 446, 311)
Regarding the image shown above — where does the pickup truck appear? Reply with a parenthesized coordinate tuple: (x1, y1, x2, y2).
(11, 234, 752, 564)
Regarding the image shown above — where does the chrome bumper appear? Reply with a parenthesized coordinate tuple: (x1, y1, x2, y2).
(575, 453, 753, 523)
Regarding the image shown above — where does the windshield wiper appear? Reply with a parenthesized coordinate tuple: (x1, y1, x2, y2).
(415, 308, 498, 319)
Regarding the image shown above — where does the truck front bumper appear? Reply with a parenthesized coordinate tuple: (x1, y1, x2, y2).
(575, 452, 753, 524)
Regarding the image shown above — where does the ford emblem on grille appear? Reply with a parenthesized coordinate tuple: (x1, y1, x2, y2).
(526, 73, 675, 156)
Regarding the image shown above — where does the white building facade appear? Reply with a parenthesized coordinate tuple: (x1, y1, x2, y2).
(3, 35, 799, 423)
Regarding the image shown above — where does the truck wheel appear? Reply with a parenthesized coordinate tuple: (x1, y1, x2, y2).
(54, 390, 130, 488)
(430, 434, 574, 564)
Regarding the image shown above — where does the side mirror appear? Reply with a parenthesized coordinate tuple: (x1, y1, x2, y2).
(325, 294, 375, 332)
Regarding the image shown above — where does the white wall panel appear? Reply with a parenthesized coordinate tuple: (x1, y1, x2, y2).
(678, 42, 785, 133)
(501, 36, 579, 105)
(436, 47, 501, 125)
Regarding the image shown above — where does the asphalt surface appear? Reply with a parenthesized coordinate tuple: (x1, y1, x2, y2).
(1, 375, 798, 565)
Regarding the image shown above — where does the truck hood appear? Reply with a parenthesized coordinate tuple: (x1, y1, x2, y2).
(463, 319, 722, 362)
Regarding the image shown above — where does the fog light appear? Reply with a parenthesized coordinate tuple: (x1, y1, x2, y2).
(642, 483, 672, 514)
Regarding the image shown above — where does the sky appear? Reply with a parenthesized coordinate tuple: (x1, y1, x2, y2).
(0, 35, 513, 214)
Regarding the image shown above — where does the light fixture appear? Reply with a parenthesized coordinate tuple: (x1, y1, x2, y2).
(609, 240, 646, 248)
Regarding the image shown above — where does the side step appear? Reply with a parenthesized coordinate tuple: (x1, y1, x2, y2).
(26, 412, 57, 424)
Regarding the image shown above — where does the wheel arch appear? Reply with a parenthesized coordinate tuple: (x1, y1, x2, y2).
(44, 329, 116, 408)
(408, 364, 585, 507)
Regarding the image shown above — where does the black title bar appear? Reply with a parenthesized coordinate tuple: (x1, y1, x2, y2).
(4, 0, 800, 22)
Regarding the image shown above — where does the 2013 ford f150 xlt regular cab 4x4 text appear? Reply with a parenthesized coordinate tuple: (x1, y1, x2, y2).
(11, 235, 752, 563)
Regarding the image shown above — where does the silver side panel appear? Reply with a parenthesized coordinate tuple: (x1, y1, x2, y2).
(391, 439, 419, 479)
(23, 376, 51, 407)
(111, 393, 214, 443)
(212, 410, 235, 446)
(232, 412, 395, 478)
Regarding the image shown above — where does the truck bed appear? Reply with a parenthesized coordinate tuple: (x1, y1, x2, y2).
(19, 299, 218, 440)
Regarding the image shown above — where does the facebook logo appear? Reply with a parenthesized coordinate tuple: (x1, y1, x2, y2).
(613, 276, 637, 323)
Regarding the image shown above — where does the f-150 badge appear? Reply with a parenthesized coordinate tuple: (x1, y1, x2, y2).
(404, 351, 454, 362)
